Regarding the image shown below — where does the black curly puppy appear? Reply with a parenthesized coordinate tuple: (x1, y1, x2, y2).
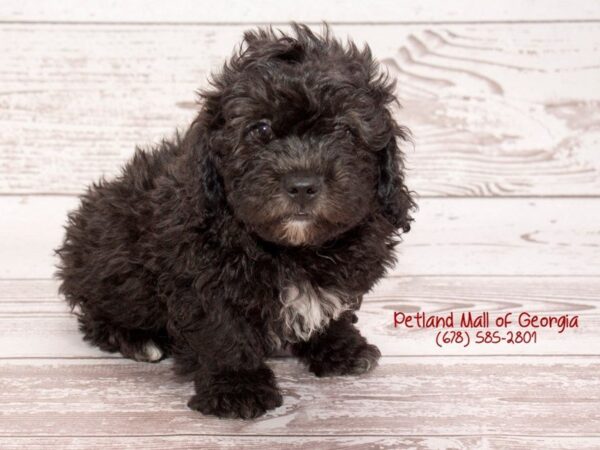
(57, 24, 415, 419)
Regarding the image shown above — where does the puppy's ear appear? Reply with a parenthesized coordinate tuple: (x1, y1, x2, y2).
(186, 111, 225, 208)
(377, 131, 415, 233)
(199, 149, 224, 207)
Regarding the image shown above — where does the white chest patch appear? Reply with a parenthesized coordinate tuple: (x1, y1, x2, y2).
(279, 283, 349, 342)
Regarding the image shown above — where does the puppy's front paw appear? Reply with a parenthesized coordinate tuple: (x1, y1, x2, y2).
(309, 342, 381, 377)
(188, 366, 283, 419)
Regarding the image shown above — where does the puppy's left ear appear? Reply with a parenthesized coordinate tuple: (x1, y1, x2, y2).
(377, 129, 416, 233)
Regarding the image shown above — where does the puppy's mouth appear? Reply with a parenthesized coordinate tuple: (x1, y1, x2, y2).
(280, 217, 313, 246)
(289, 212, 312, 221)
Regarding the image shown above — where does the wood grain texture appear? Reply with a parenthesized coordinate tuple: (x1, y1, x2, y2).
(1, 24, 600, 195)
(2, 196, 599, 279)
(3, 0, 600, 24)
(1, 278, 598, 357)
(1, 357, 598, 436)
(2, 8, 599, 446)
(2, 436, 600, 450)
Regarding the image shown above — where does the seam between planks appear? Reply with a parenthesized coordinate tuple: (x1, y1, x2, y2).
(1, 433, 600, 438)
(2, 355, 600, 360)
(2, 20, 600, 26)
(3, 274, 600, 280)
(6, 275, 600, 280)
(3, 193, 600, 199)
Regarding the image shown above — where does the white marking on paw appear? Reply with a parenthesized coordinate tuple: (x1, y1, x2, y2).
(136, 341, 163, 362)
(280, 283, 348, 342)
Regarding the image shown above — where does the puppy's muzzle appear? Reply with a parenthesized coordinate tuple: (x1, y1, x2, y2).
(281, 171, 323, 209)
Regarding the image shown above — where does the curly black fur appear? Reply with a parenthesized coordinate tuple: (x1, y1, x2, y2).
(56, 24, 415, 419)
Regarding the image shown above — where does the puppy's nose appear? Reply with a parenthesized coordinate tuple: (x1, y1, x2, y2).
(282, 172, 323, 206)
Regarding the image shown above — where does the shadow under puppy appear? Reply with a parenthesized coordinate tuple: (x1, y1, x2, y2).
(57, 24, 415, 419)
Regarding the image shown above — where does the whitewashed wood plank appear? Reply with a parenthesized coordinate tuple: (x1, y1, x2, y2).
(6, 277, 600, 312)
(4, 0, 600, 23)
(0, 357, 598, 436)
(1, 196, 599, 279)
(0, 196, 75, 280)
(0, 278, 598, 357)
(365, 276, 600, 355)
(1, 24, 600, 195)
(2, 436, 600, 450)
(3, 313, 596, 358)
(0, 316, 107, 359)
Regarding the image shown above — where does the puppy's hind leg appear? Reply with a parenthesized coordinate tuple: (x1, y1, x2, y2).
(76, 311, 168, 363)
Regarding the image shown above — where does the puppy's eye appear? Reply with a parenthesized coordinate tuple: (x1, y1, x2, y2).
(248, 121, 273, 143)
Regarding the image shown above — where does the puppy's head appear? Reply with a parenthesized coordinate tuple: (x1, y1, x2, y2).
(195, 24, 415, 246)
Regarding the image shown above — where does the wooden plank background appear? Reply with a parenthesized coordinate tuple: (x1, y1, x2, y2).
(3, 197, 600, 278)
(1, 278, 599, 357)
(2, 23, 600, 196)
(1, 357, 599, 436)
(1, 2, 599, 449)
(3, 437, 600, 450)
(3, 0, 600, 24)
